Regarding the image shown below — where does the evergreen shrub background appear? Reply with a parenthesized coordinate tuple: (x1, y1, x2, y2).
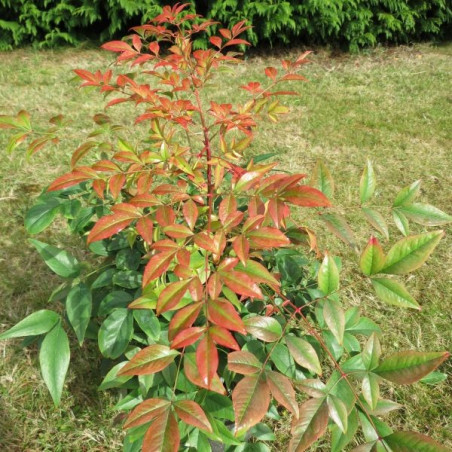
(0, 0, 451, 51)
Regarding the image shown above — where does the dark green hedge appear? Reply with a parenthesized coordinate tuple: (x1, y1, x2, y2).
(1, 0, 451, 51)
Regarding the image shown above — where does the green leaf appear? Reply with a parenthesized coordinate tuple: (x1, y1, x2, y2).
(323, 299, 345, 345)
(244, 316, 282, 342)
(98, 291, 133, 316)
(318, 253, 339, 295)
(310, 159, 334, 198)
(420, 371, 447, 385)
(393, 180, 421, 207)
(319, 213, 357, 249)
(360, 237, 385, 276)
(0, 310, 59, 340)
(392, 209, 409, 236)
(66, 283, 92, 346)
(362, 208, 389, 240)
(360, 160, 376, 204)
(289, 397, 329, 452)
(327, 394, 348, 433)
(383, 431, 450, 451)
(331, 407, 359, 452)
(362, 333, 381, 370)
(25, 200, 61, 234)
(398, 203, 452, 226)
(381, 231, 444, 275)
(371, 278, 420, 310)
(362, 373, 380, 410)
(269, 343, 297, 378)
(285, 335, 322, 375)
(98, 362, 133, 390)
(133, 310, 160, 341)
(374, 351, 450, 384)
(98, 309, 134, 359)
(39, 323, 70, 406)
(29, 239, 81, 279)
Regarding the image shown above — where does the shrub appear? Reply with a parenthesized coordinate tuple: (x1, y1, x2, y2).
(0, 0, 451, 51)
(1, 4, 451, 451)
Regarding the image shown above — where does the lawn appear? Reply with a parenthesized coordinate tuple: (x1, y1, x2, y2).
(0, 43, 451, 451)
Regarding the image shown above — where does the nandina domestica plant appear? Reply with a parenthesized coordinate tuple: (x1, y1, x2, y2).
(1, 4, 451, 451)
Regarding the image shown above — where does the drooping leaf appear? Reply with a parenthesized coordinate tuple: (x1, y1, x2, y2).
(124, 398, 171, 429)
(265, 370, 299, 417)
(0, 310, 59, 340)
(397, 203, 452, 226)
(392, 209, 410, 236)
(289, 397, 329, 452)
(118, 344, 180, 376)
(244, 316, 282, 342)
(39, 323, 70, 406)
(196, 334, 219, 388)
(318, 253, 339, 294)
(362, 373, 380, 410)
(374, 351, 449, 384)
(174, 400, 212, 432)
(142, 409, 180, 452)
(29, 239, 80, 278)
(228, 350, 262, 375)
(359, 160, 376, 204)
(327, 394, 348, 434)
(232, 374, 270, 435)
(183, 353, 226, 395)
(323, 299, 345, 345)
(319, 213, 357, 249)
(360, 237, 385, 276)
(362, 208, 389, 240)
(285, 335, 322, 375)
(381, 231, 443, 275)
(383, 431, 450, 451)
(66, 283, 92, 345)
(371, 278, 420, 310)
(98, 309, 134, 359)
(310, 159, 334, 199)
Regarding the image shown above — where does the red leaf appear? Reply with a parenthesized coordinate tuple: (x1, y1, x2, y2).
(168, 302, 202, 341)
(108, 173, 125, 200)
(136, 216, 154, 244)
(118, 344, 179, 376)
(266, 370, 299, 417)
(246, 227, 290, 249)
(196, 334, 219, 388)
(207, 298, 246, 334)
(132, 34, 142, 52)
(92, 179, 106, 199)
(124, 398, 170, 429)
(232, 375, 270, 435)
(219, 194, 237, 223)
(142, 410, 179, 452)
(194, 232, 216, 253)
(48, 169, 95, 191)
(155, 206, 176, 227)
(228, 350, 262, 375)
(87, 213, 135, 244)
(265, 67, 278, 80)
(142, 251, 176, 287)
(174, 400, 213, 432)
(225, 38, 251, 47)
(182, 199, 198, 230)
(149, 41, 160, 55)
(282, 73, 307, 81)
(220, 270, 263, 299)
(163, 224, 193, 239)
(282, 185, 331, 207)
(70, 141, 97, 168)
(184, 353, 226, 394)
(209, 36, 222, 48)
(171, 327, 205, 349)
(289, 398, 329, 452)
(101, 40, 134, 53)
(232, 235, 250, 265)
(209, 326, 240, 351)
(207, 273, 223, 299)
(235, 260, 280, 287)
(157, 279, 192, 314)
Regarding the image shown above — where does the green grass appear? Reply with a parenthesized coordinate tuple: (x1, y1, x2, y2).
(0, 44, 451, 450)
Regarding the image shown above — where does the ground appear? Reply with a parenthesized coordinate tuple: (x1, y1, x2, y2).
(0, 43, 451, 451)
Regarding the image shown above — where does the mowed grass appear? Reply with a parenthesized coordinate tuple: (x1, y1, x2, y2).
(0, 43, 451, 450)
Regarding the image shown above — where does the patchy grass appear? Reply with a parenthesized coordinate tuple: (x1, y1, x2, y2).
(0, 44, 451, 450)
